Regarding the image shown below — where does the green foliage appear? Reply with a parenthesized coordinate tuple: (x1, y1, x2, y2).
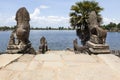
(69, 0, 103, 28)
(69, 0, 103, 45)
(0, 26, 15, 31)
(101, 22, 120, 31)
(117, 23, 120, 29)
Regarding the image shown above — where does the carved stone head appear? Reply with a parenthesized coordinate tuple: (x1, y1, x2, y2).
(88, 11, 98, 29)
(15, 7, 30, 44)
(15, 7, 30, 23)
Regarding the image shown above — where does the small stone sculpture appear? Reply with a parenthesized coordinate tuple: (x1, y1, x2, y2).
(73, 38, 88, 53)
(39, 36, 48, 54)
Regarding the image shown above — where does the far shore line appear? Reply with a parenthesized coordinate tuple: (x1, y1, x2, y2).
(1, 29, 120, 32)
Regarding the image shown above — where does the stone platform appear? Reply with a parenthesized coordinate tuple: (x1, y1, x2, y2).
(0, 51, 120, 80)
(87, 41, 110, 54)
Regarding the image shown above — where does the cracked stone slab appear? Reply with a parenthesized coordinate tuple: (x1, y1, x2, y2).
(0, 54, 22, 68)
(5, 62, 28, 71)
(17, 54, 35, 62)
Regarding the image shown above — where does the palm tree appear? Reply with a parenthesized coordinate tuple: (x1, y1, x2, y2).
(70, 0, 103, 45)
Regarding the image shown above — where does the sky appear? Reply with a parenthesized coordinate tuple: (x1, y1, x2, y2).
(0, 0, 120, 28)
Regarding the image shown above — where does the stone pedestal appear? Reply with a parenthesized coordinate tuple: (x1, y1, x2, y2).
(6, 45, 19, 53)
(90, 35, 99, 44)
(86, 41, 110, 54)
(6, 43, 36, 54)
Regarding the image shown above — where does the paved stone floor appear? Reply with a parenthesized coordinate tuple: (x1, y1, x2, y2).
(0, 51, 120, 80)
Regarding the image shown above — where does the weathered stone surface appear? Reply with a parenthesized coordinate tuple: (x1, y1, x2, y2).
(27, 60, 43, 70)
(0, 51, 120, 80)
(62, 54, 97, 63)
(57, 66, 119, 80)
(0, 70, 13, 80)
(4, 54, 35, 71)
(8, 71, 21, 80)
(46, 50, 75, 55)
(34, 54, 62, 61)
(5, 62, 28, 71)
(97, 54, 120, 74)
(57, 68, 76, 80)
(17, 54, 35, 62)
(43, 61, 64, 69)
(0, 54, 22, 68)
(19, 70, 56, 80)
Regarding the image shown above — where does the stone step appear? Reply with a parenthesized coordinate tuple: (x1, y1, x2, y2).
(91, 48, 110, 51)
(6, 50, 19, 53)
(89, 48, 110, 54)
(87, 41, 109, 49)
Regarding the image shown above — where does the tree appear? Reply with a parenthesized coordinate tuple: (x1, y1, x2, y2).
(106, 22, 116, 31)
(117, 23, 120, 29)
(69, 0, 103, 45)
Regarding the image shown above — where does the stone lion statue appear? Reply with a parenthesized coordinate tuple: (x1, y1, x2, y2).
(7, 7, 36, 54)
(88, 11, 107, 44)
(15, 7, 30, 44)
(15, 7, 36, 54)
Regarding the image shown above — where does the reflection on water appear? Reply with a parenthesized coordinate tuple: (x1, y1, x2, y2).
(0, 30, 120, 52)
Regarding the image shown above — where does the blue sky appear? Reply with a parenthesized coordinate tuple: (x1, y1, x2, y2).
(0, 0, 120, 27)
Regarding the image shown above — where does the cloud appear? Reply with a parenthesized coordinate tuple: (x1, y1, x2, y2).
(0, 14, 15, 26)
(1, 10, 120, 27)
(30, 7, 69, 27)
(0, 4, 120, 27)
(6, 16, 15, 23)
(103, 17, 120, 25)
(0, 5, 69, 27)
(30, 8, 40, 18)
(39, 5, 49, 9)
